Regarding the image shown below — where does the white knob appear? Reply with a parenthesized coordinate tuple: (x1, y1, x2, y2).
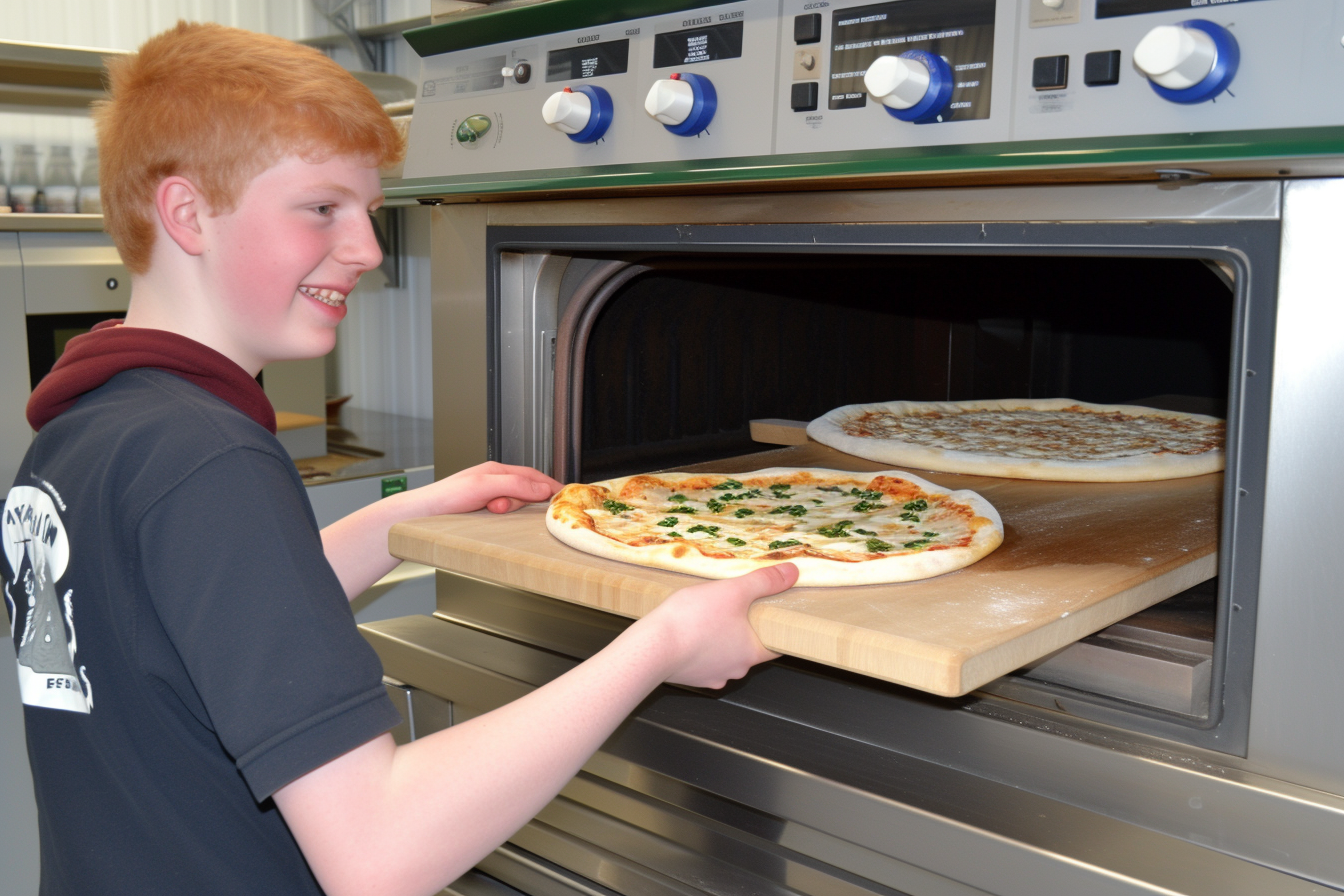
(541, 89, 592, 135)
(864, 55, 931, 111)
(1133, 24, 1218, 90)
(1041, 0, 1064, 8)
(644, 78, 695, 126)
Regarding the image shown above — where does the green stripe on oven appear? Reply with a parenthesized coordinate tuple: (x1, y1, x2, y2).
(384, 125, 1344, 200)
(404, 0, 731, 57)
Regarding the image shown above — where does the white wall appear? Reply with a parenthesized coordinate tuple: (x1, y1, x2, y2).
(0, 0, 319, 46)
(0, 0, 445, 47)
(332, 205, 436, 420)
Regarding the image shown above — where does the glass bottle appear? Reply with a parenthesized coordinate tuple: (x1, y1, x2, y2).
(43, 145, 79, 214)
(9, 145, 40, 213)
(77, 146, 101, 214)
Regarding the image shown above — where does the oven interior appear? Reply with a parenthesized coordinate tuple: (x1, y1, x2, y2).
(575, 254, 1232, 482)
(490, 230, 1269, 754)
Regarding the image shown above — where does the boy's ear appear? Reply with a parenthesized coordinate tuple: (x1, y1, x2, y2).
(155, 176, 207, 257)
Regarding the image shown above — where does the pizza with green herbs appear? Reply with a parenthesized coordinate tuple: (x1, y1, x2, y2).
(545, 467, 1002, 586)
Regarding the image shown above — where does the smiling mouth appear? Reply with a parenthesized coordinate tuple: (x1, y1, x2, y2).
(299, 286, 348, 307)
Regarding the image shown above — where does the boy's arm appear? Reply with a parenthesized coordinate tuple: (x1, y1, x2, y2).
(273, 563, 796, 896)
(320, 461, 560, 599)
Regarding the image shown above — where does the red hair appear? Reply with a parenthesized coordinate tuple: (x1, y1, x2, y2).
(93, 21, 405, 274)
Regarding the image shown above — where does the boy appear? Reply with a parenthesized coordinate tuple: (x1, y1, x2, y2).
(0, 22, 797, 896)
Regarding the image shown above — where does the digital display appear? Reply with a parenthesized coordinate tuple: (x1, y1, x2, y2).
(829, 0, 995, 121)
(652, 20, 745, 68)
(422, 55, 506, 97)
(1097, 0, 1269, 18)
(546, 40, 631, 81)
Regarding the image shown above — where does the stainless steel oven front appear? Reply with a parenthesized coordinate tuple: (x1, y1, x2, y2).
(361, 2, 1344, 894)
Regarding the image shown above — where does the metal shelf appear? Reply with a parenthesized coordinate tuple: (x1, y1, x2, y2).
(0, 213, 104, 232)
(299, 16, 433, 47)
(0, 39, 126, 110)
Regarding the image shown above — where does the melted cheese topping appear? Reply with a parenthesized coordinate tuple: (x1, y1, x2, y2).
(586, 476, 976, 562)
(842, 406, 1224, 461)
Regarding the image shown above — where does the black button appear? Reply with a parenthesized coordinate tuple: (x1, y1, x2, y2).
(794, 13, 822, 44)
(791, 81, 819, 112)
(1032, 55, 1069, 91)
(1083, 50, 1122, 86)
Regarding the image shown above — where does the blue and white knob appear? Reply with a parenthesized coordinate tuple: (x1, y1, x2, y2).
(864, 50, 953, 124)
(1132, 19, 1239, 104)
(644, 72, 717, 136)
(541, 85, 614, 143)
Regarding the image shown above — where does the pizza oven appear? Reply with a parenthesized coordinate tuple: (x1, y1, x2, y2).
(429, 188, 1276, 743)
(359, 2, 1344, 894)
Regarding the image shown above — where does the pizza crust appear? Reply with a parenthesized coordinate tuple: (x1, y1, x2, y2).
(806, 398, 1225, 482)
(546, 467, 1003, 587)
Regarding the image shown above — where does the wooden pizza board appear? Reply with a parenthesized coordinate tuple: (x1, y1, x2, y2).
(388, 444, 1220, 697)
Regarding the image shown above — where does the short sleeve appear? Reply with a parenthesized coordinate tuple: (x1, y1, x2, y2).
(137, 446, 401, 800)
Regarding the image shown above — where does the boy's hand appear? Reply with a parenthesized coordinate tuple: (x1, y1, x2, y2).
(633, 563, 798, 689)
(425, 461, 562, 515)
(323, 462, 558, 599)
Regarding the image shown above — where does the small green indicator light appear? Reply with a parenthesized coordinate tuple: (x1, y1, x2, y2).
(455, 114, 492, 144)
(381, 475, 409, 499)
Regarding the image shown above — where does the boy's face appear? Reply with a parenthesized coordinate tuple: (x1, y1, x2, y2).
(197, 153, 384, 373)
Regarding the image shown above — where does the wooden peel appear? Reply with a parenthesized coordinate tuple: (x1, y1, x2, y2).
(389, 444, 1219, 697)
(748, 418, 812, 446)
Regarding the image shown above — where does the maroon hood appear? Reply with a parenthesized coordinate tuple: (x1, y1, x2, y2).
(26, 320, 277, 434)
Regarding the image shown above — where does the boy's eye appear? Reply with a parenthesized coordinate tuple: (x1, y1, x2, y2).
(315, 204, 334, 216)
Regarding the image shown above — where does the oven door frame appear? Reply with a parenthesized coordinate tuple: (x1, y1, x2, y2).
(474, 186, 1278, 753)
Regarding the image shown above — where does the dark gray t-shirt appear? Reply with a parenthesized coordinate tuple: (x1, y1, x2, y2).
(2, 369, 400, 895)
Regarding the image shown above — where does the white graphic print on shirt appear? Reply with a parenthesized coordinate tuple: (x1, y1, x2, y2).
(3, 483, 91, 713)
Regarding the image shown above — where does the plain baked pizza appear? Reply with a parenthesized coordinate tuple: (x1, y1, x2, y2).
(806, 398, 1225, 482)
(545, 467, 1003, 586)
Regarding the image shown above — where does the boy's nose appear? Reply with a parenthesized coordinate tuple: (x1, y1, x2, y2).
(339, 214, 384, 271)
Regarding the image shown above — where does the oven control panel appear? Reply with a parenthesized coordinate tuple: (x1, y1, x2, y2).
(401, 0, 1344, 182)
(407, 1, 781, 179)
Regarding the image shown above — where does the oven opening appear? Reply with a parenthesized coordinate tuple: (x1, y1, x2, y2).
(559, 250, 1235, 729)
(577, 254, 1231, 481)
